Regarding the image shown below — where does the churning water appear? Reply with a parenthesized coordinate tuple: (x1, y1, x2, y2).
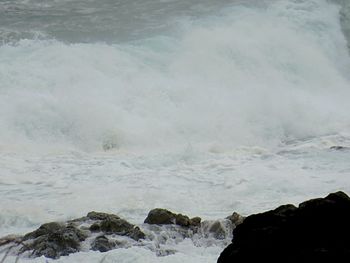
(1, 0, 350, 262)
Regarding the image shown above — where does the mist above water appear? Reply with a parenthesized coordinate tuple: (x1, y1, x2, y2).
(0, 0, 349, 154)
(1, 2, 350, 262)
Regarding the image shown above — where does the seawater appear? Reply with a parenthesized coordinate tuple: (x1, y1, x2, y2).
(1, 0, 350, 262)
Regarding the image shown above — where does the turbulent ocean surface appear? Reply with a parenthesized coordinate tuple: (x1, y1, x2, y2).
(1, 0, 350, 262)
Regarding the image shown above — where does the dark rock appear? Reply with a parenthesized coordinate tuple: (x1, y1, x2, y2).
(175, 214, 191, 227)
(144, 209, 175, 225)
(21, 222, 87, 259)
(100, 217, 145, 241)
(218, 191, 350, 263)
(128, 226, 146, 241)
(23, 222, 62, 240)
(100, 218, 133, 235)
(190, 217, 202, 227)
(89, 223, 101, 232)
(91, 235, 115, 252)
(330, 146, 350, 151)
(144, 208, 200, 227)
(87, 211, 120, 221)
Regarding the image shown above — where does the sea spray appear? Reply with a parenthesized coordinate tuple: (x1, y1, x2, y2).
(0, 0, 349, 153)
(1, 1, 350, 262)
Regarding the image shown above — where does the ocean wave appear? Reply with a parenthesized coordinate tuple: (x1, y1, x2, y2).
(0, 0, 349, 153)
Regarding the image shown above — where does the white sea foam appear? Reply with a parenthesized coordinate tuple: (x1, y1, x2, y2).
(0, 0, 349, 153)
(0, 0, 350, 262)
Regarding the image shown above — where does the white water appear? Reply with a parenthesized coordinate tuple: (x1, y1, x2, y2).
(1, 0, 350, 262)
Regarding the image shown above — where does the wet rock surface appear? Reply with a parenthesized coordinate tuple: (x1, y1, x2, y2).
(20, 222, 87, 259)
(218, 191, 350, 263)
(0, 212, 144, 259)
(5, 191, 349, 262)
(144, 208, 201, 227)
(91, 235, 115, 252)
(87, 211, 120, 221)
(0, 209, 242, 260)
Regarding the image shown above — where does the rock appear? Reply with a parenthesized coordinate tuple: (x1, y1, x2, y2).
(0, 211, 146, 259)
(226, 212, 244, 226)
(190, 217, 202, 227)
(21, 222, 87, 259)
(330, 146, 350, 151)
(144, 208, 201, 227)
(89, 223, 101, 232)
(100, 217, 145, 241)
(174, 214, 191, 227)
(100, 217, 133, 235)
(218, 191, 350, 263)
(23, 222, 62, 240)
(91, 235, 115, 252)
(144, 209, 175, 225)
(87, 211, 120, 221)
(128, 226, 146, 241)
(1, 208, 237, 260)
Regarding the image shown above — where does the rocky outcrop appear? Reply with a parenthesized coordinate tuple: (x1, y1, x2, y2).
(91, 235, 115, 252)
(0, 212, 145, 259)
(218, 191, 350, 263)
(20, 222, 87, 259)
(4, 191, 349, 262)
(0, 209, 242, 260)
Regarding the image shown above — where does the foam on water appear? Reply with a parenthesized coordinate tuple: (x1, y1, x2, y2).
(1, 0, 350, 262)
(0, 0, 350, 153)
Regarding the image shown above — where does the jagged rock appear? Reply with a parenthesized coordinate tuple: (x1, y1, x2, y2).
(218, 191, 350, 263)
(23, 222, 62, 240)
(87, 211, 120, 221)
(89, 223, 101, 232)
(100, 217, 145, 241)
(128, 226, 146, 241)
(91, 235, 115, 252)
(21, 222, 87, 259)
(144, 208, 201, 227)
(0, 208, 239, 260)
(226, 212, 245, 226)
(100, 217, 132, 235)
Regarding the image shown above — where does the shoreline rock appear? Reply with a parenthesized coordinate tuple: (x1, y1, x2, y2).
(144, 208, 201, 227)
(218, 191, 350, 263)
(0, 209, 242, 260)
(5, 191, 348, 262)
